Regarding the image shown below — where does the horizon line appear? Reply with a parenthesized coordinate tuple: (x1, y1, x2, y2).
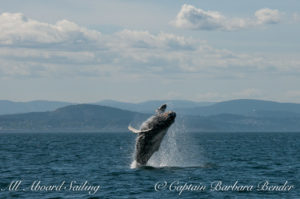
(1, 98, 300, 105)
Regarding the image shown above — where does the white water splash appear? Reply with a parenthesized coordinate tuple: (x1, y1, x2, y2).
(130, 160, 139, 169)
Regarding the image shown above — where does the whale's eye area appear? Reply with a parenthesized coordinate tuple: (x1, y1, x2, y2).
(162, 111, 176, 120)
(162, 112, 168, 118)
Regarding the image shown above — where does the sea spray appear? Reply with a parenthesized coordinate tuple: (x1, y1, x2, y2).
(147, 117, 203, 167)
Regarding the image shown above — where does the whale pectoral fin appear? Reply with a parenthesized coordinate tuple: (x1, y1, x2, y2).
(128, 125, 142, 134)
(128, 125, 153, 134)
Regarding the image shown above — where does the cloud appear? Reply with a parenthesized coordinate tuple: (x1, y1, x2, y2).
(111, 29, 195, 50)
(172, 4, 281, 31)
(0, 12, 102, 48)
(0, 12, 299, 79)
(171, 4, 229, 30)
(254, 8, 281, 24)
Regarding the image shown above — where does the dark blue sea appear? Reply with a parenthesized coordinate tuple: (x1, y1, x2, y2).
(0, 131, 299, 198)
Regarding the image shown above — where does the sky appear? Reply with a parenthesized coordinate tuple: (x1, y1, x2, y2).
(0, 0, 300, 103)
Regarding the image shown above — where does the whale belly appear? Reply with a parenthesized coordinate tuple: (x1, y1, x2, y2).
(135, 129, 168, 165)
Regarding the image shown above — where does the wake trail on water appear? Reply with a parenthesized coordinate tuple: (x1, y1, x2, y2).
(130, 117, 205, 169)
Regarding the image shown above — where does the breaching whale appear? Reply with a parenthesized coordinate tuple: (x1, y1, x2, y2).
(128, 104, 176, 166)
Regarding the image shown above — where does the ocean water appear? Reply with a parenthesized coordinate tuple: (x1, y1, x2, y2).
(0, 131, 299, 198)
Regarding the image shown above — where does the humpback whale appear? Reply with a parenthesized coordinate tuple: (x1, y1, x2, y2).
(128, 104, 176, 166)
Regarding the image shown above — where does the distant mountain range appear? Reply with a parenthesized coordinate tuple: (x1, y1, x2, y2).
(95, 99, 213, 113)
(0, 99, 212, 115)
(0, 104, 148, 132)
(176, 99, 300, 116)
(0, 99, 300, 132)
(2, 99, 300, 117)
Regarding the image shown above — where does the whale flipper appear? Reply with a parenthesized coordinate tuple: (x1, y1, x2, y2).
(128, 125, 141, 133)
(128, 125, 153, 134)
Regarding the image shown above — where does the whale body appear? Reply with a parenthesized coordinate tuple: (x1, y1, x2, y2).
(128, 104, 176, 166)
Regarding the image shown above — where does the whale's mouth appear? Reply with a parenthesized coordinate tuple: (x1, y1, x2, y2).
(169, 112, 176, 119)
(165, 111, 176, 122)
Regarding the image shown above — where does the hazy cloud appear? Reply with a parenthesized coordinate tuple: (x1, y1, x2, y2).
(111, 29, 195, 50)
(172, 4, 281, 31)
(0, 12, 102, 47)
(285, 90, 300, 98)
(293, 13, 300, 23)
(0, 12, 299, 79)
(233, 88, 262, 98)
(254, 8, 281, 24)
(196, 89, 263, 101)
